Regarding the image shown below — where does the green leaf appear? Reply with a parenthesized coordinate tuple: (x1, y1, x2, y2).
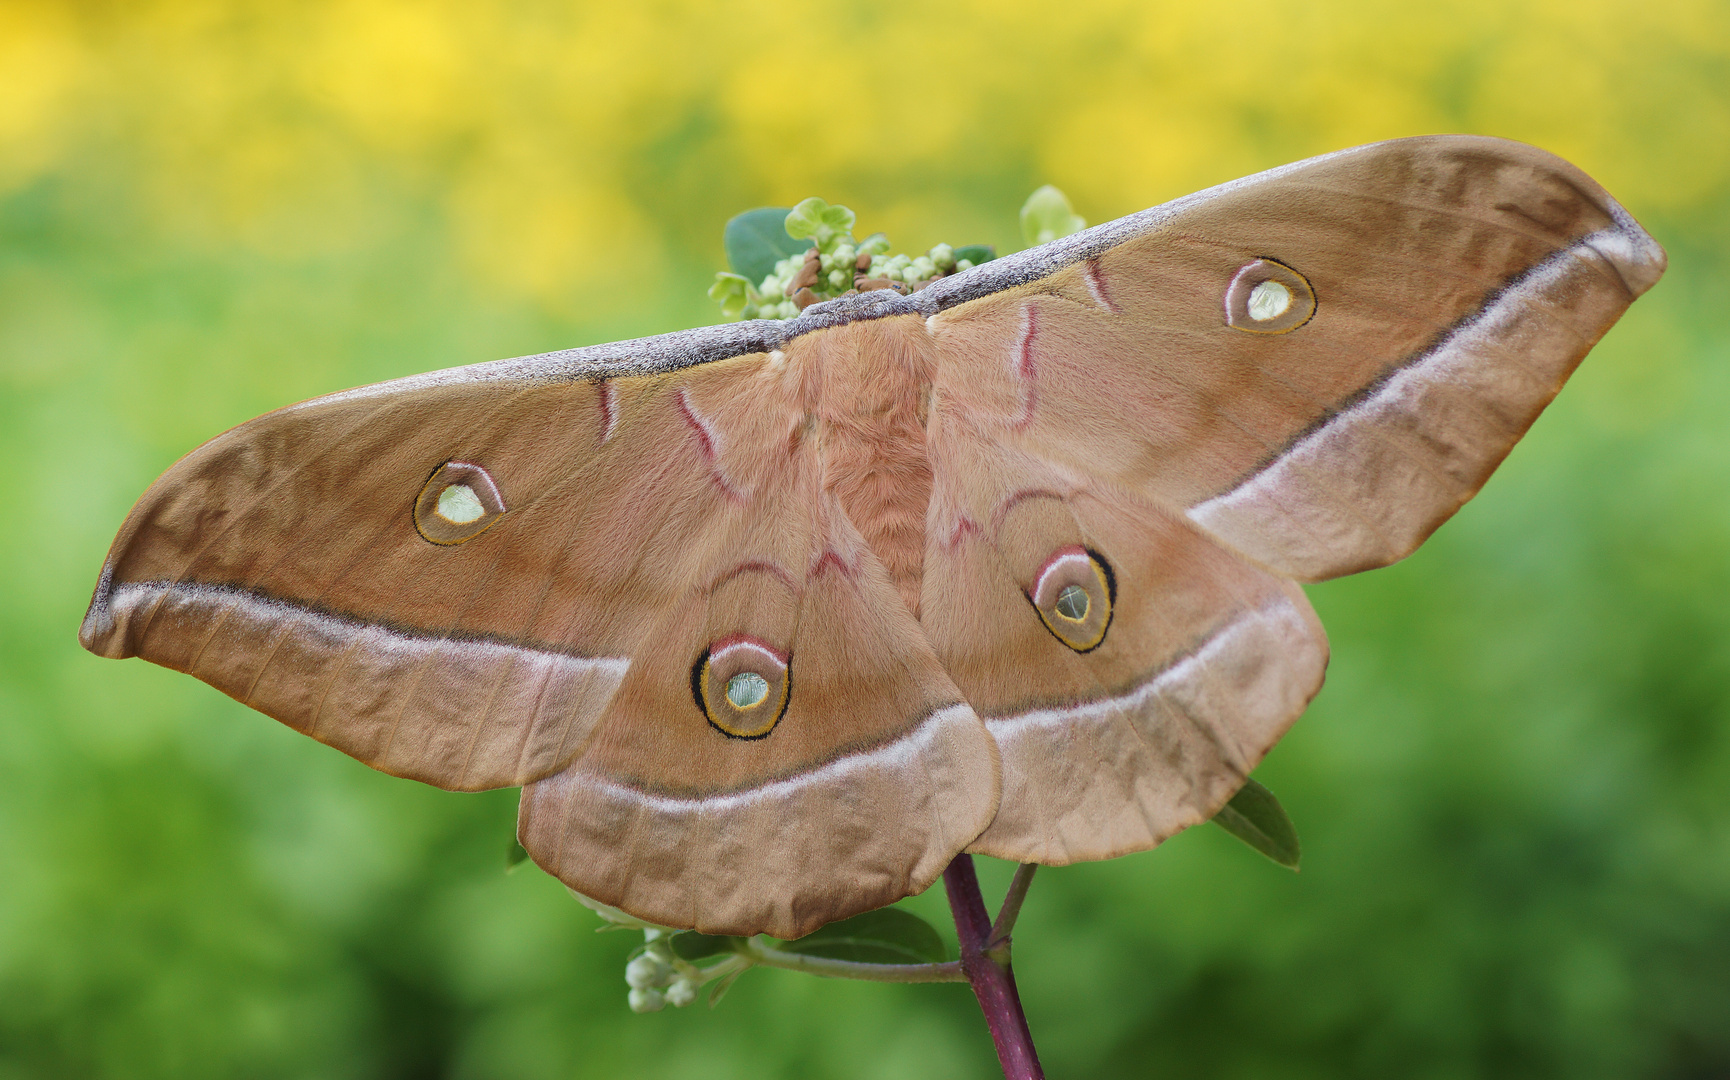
(671, 932, 741, 961)
(857, 231, 891, 256)
(782, 197, 856, 250)
(724, 207, 812, 284)
(708, 271, 751, 319)
(506, 838, 529, 870)
(708, 966, 745, 1008)
(775, 906, 947, 964)
(1019, 185, 1087, 247)
(952, 243, 996, 266)
(1212, 778, 1301, 870)
(566, 888, 677, 932)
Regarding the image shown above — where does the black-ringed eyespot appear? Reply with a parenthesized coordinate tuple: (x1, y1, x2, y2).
(1029, 546, 1115, 652)
(692, 635, 791, 739)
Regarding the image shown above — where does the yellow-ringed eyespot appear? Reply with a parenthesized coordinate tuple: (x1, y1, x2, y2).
(692, 635, 791, 739)
(1029, 545, 1115, 652)
(414, 461, 507, 545)
(1224, 258, 1316, 334)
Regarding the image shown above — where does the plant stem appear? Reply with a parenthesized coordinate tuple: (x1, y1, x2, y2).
(988, 863, 1038, 948)
(944, 854, 1045, 1080)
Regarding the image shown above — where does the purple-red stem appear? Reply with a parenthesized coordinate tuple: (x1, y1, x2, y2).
(943, 854, 1045, 1080)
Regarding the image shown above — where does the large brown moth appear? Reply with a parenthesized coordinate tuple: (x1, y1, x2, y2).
(80, 136, 1664, 940)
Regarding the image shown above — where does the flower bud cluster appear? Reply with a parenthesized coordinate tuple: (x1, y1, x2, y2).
(624, 930, 702, 1014)
(712, 198, 982, 322)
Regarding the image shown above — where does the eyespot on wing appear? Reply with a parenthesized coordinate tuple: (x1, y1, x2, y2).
(414, 461, 507, 545)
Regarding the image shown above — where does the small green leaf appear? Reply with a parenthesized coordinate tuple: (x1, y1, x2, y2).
(857, 231, 891, 256)
(708, 966, 746, 1008)
(783, 196, 857, 250)
(708, 272, 752, 319)
(1212, 778, 1301, 870)
(952, 243, 996, 266)
(775, 906, 947, 964)
(505, 838, 529, 870)
(671, 932, 742, 961)
(724, 207, 812, 284)
(567, 888, 677, 932)
(1019, 185, 1087, 247)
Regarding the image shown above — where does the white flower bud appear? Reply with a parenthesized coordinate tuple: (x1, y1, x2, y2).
(834, 245, 855, 264)
(664, 978, 698, 1007)
(911, 256, 936, 279)
(628, 987, 666, 1013)
(626, 953, 671, 990)
(819, 253, 835, 271)
(956, 259, 975, 271)
(929, 243, 955, 270)
(828, 269, 847, 289)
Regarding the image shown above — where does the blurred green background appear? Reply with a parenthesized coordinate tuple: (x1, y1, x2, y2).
(3, 1, 1728, 1076)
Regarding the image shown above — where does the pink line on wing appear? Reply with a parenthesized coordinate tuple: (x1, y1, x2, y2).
(811, 550, 854, 579)
(989, 487, 1069, 534)
(677, 388, 744, 501)
(1082, 258, 1118, 313)
(597, 380, 618, 444)
(710, 560, 798, 592)
(945, 516, 982, 550)
(1013, 305, 1039, 428)
(677, 388, 717, 460)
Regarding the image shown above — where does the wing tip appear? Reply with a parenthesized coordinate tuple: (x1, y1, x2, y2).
(78, 560, 129, 658)
(1589, 200, 1668, 298)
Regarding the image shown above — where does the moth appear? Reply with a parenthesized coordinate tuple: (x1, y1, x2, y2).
(80, 136, 1664, 939)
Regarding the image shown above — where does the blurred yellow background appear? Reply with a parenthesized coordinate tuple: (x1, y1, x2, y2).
(3, 1, 1728, 1077)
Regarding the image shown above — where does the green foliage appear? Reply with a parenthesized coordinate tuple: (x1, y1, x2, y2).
(671, 932, 742, 961)
(783, 197, 857, 249)
(708, 201, 999, 321)
(706, 272, 753, 320)
(1211, 779, 1302, 870)
(776, 907, 949, 965)
(1020, 185, 1087, 246)
(722, 207, 811, 285)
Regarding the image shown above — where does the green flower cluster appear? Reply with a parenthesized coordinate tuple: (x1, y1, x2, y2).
(709, 195, 1006, 322)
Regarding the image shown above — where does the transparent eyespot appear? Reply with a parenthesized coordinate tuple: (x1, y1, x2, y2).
(695, 636, 790, 739)
(1225, 258, 1315, 334)
(726, 672, 770, 709)
(414, 462, 507, 545)
(1054, 584, 1090, 622)
(1030, 546, 1115, 652)
(436, 483, 486, 524)
(1246, 279, 1292, 321)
